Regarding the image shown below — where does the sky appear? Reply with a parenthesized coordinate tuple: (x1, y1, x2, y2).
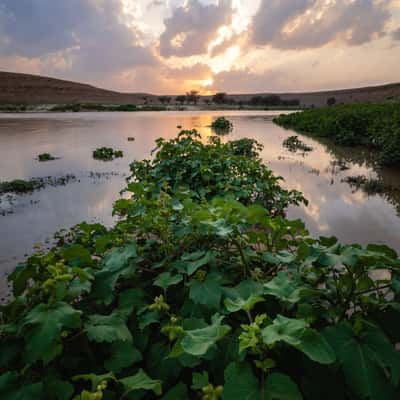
(0, 0, 400, 94)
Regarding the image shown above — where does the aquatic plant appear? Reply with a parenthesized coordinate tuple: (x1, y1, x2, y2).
(1, 130, 400, 399)
(282, 135, 313, 153)
(92, 147, 123, 161)
(127, 137, 135, 142)
(343, 175, 386, 195)
(38, 153, 56, 162)
(211, 117, 233, 133)
(274, 102, 400, 165)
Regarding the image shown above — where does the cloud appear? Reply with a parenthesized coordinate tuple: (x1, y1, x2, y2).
(252, 0, 391, 49)
(159, 0, 233, 57)
(0, 0, 155, 80)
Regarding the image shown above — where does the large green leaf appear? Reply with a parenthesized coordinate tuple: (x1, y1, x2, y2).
(324, 322, 399, 399)
(223, 362, 261, 400)
(262, 315, 335, 365)
(265, 373, 302, 400)
(153, 272, 183, 291)
(224, 280, 264, 313)
(161, 383, 188, 399)
(22, 301, 81, 364)
(189, 275, 222, 309)
(182, 251, 215, 275)
(263, 272, 316, 304)
(181, 315, 231, 356)
(84, 312, 132, 343)
(91, 244, 138, 305)
(61, 244, 93, 267)
(120, 369, 162, 397)
(104, 341, 142, 372)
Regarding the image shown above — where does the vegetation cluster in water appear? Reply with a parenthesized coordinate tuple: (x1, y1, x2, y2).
(211, 117, 233, 133)
(37, 153, 57, 162)
(1, 130, 400, 399)
(282, 135, 313, 153)
(93, 147, 124, 161)
(274, 102, 400, 165)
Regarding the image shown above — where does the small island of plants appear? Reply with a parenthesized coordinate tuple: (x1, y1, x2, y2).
(282, 135, 313, 153)
(92, 147, 123, 161)
(1, 130, 400, 399)
(211, 117, 233, 133)
(37, 153, 57, 162)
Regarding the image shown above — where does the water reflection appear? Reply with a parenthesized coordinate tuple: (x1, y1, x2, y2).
(0, 110, 400, 293)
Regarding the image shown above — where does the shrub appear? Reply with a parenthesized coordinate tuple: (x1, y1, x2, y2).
(211, 117, 233, 133)
(1, 130, 400, 399)
(92, 147, 124, 161)
(38, 153, 56, 162)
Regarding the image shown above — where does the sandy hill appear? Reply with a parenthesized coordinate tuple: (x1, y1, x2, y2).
(0, 71, 155, 105)
(1, 71, 399, 107)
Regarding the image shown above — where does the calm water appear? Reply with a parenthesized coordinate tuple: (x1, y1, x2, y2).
(1, 110, 400, 293)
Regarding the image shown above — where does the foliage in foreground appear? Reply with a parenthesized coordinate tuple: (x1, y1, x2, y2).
(274, 102, 400, 165)
(93, 147, 124, 161)
(1, 131, 400, 399)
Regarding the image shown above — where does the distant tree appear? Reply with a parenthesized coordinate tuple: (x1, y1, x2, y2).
(186, 90, 200, 105)
(204, 99, 211, 105)
(175, 95, 186, 105)
(327, 97, 336, 106)
(212, 92, 227, 104)
(158, 96, 172, 105)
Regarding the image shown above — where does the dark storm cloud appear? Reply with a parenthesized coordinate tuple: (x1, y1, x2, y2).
(252, 0, 391, 49)
(159, 0, 232, 57)
(0, 0, 155, 78)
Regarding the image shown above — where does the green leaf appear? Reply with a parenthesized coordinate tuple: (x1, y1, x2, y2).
(263, 272, 316, 304)
(223, 362, 260, 400)
(224, 294, 264, 313)
(262, 315, 308, 347)
(72, 372, 115, 391)
(324, 322, 398, 400)
(43, 376, 74, 400)
(182, 251, 215, 275)
(84, 312, 132, 343)
(22, 302, 81, 365)
(91, 244, 138, 305)
(265, 373, 302, 400)
(161, 383, 188, 399)
(61, 244, 92, 267)
(181, 315, 231, 356)
(189, 275, 222, 309)
(262, 315, 335, 365)
(192, 371, 209, 389)
(104, 341, 142, 373)
(153, 272, 183, 291)
(120, 369, 162, 396)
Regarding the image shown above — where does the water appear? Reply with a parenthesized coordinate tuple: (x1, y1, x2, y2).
(1, 110, 400, 293)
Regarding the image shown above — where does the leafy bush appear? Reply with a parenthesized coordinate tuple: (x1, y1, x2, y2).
(0, 179, 36, 194)
(93, 147, 123, 161)
(211, 117, 233, 133)
(282, 136, 313, 153)
(38, 153, 56, 162)
(274, 102, 400, 165)
(1, 130, 400, 399)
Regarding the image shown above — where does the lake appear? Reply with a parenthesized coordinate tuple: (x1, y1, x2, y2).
(1, 110, 400, 295)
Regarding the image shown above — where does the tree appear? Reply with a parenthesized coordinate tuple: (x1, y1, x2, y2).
(212, 92, 227, 104)
(186, 90, 200, 105)
(327, 97, 336, 106)
(175, 95, 187, 105)
(158, 96, 172, 105)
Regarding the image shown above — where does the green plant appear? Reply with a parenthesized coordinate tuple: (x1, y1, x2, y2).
(211, 117, 233, 133)
(92, 147, 123, 161)
(282, 136, 313, 153)
(38, 153, 57, 162)
(1, 130, 400, 399)
(274, 102, 400, 165)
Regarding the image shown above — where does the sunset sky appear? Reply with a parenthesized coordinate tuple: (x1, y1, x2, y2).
(1, 0, 400, 94)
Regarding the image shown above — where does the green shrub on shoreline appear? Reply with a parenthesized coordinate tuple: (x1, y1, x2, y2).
(211, 117, 233, 133)
(274, 102, 400, 165)
(1, 130, 400, 399)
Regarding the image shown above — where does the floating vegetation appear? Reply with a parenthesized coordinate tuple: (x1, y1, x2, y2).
(282, 135, 313, 153)
(37, 153, 57, 162)
(343, 175, 386, 195)
(274, 102, 400, 165)
(92, 147, 124, 161)
(127, 137, 135, 141)
(210, 116, 233, 133)
(177, 125, 182, 129)
(0, 175, 77, 195)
